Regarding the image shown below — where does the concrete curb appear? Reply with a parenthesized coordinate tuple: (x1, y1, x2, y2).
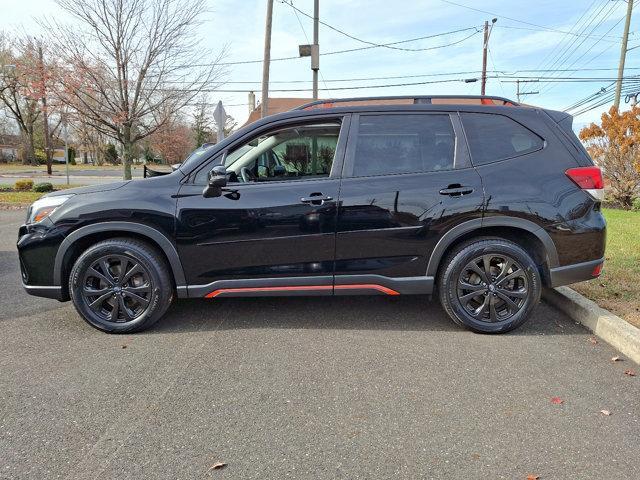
(543, 286, 640, 365)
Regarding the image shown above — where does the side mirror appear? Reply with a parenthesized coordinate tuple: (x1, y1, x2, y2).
(203, 165, 228, 198)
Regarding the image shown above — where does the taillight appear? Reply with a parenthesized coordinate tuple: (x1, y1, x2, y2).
(591, 262, 603, 277)
(565, 166, 604, 201)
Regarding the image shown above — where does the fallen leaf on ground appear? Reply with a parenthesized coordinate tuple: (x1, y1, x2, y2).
(600, 410, 611, 416)
(611, 356, 621, 362)
(550, 397, 563, 405)
(588, 336, 598, 345)
(209, 462, 227, 471)
(527, 475, 540, 480)
(624, 369, 636, 377)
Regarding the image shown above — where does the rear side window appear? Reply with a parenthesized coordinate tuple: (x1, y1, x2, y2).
(352, 114, 455, 177)
(461, 113, 543, 165)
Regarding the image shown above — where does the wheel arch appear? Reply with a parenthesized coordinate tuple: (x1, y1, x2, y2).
(54, 222, 186, 299)
(426, 217, 559, 285)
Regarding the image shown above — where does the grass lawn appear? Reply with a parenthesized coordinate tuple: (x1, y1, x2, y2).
(0, 163, 130, 172)
(0, 191, 44, 205)
(0, 184, 86, 206)
(572, 208, 640, 328)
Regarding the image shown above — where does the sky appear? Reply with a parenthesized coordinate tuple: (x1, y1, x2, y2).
(2, 0, 639, 130)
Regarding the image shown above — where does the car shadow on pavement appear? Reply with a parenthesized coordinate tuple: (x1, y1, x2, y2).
(152, 295, 575, 336)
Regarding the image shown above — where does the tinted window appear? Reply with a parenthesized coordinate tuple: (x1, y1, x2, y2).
(461, 113, 543, 165)
(226, 123, 339, 183)
(352, 115, 455, 177)
(195, 123, 340, 184)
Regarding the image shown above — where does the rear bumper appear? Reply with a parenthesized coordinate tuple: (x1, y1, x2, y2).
(22, 283, 64, 301)
(549, 257, 604, 287)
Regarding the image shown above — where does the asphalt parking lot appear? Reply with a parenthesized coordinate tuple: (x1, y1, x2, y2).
(1, 208, 639, 479)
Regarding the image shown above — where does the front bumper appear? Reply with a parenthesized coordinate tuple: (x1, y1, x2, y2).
(549, 257, 605, 287)
(22, 283, 64, 301)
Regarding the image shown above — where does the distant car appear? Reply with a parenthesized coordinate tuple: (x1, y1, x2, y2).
(18, 95, 606, 334)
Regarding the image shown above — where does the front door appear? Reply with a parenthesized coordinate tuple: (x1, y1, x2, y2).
(334, 112, 485, 294)
(175, 117, 349, 298)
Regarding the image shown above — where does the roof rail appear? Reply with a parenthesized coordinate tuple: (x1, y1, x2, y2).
(295, 95, 520, 110)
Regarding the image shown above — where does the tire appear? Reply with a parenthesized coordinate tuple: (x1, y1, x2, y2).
(69, 238, 174, 333)
(438, 237, 542, 334)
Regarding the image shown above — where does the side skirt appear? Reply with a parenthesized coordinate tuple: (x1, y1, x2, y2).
(184, 275, 434, 299)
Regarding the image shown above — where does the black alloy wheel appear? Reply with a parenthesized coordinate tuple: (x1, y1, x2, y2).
(456, 254, 528, 323)
(438, 238, 542, 333)
(82, 255, 153, 323)
(69, 238, 173, 333)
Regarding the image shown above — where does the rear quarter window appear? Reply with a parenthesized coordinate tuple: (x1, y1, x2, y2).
(461, 113, 544, 165)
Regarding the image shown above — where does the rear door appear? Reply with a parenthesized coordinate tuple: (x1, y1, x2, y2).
(334, 112, 485, 293)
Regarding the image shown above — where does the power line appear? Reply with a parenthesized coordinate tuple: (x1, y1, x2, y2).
(537, 1, 621, 93)
(174, 26, 482, 68)
(534, 0, 605, 72)
(156, 75, 640, 94)
(279, 0, 481, 52)
(494, 24, 632, 41)
(572, 82, 640, 115)
(564, 80, 640, 115)
(157, 67, 640, 87)
(540, 15, 626, 95)
(439, 0, 623, 41)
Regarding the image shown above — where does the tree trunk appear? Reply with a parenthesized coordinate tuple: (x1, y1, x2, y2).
(38, 45, 53, 176)
(122, 145, 133, 179)
(22, 127, 38, 166)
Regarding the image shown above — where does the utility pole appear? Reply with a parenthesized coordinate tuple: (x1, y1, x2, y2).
(261, 0, 274, 118)
(481, 18, 497, 96)
(312, 0, 319, 100)
(614, 0, 634, 110)
(63, 113, 69, 185)
(481, 21, 488, 96)
(37, 44, 53, 175)
(516, 79, 539, 103)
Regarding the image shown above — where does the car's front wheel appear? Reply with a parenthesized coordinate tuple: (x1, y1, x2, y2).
(438, 237, 542, 333)
(69, 238, 174, 333)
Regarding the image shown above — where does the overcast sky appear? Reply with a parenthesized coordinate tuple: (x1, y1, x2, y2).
(2, 0, 639, 129)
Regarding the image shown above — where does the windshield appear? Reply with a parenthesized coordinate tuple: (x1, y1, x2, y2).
(180, 143, 216, 171)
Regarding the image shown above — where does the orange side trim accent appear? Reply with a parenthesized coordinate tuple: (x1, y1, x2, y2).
(205, 285, 333, 298)
(205, 283, 400, 298)
(334, 284, 400, 295)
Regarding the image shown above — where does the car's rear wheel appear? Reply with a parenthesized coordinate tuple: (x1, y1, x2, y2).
(438, 237, 542, 333)
(69, 238, 173, 333)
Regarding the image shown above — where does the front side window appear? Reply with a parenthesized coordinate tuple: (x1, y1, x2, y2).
(222, 122, 340, 183)
(351, 114, 455, 177)
(461, 113, 544, 165)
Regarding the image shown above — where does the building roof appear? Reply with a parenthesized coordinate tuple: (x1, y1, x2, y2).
(243, 98, 316, 126)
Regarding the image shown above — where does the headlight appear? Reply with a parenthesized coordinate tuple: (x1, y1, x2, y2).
(27, 194, 74, 224)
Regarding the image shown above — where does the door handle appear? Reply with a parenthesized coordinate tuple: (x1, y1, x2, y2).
(301, 194, 333, 205)
(439, 185, 474, 197)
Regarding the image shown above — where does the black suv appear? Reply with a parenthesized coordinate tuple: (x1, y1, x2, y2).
(17, 96, 606, 334)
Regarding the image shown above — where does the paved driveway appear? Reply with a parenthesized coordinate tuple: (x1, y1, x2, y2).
(1, 209, 638, 479)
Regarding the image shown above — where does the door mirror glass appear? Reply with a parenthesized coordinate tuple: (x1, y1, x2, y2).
(203, 165, 228, 198)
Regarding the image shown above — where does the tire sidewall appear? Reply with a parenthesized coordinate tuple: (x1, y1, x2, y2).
(442, 240, 541, 333)
(70, 242, 166, 333)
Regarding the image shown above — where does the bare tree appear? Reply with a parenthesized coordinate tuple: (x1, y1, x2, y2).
(47, 0, 226, 179)
(0, 34, 42, 165)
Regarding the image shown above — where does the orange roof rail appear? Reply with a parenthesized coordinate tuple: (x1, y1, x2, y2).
(295, 95, 519, 110)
